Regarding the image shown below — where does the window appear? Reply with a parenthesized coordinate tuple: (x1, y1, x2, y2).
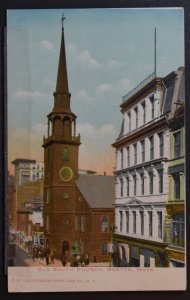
(142, 102, 146, 124)
(141, 140, 145, 162)
(139, 211, 144, 235)
(126, 211, 129, 233)
(119, 211, 123, 232)
(128, 111, 131, 132)
(120, 178, 124, 197)
(157, 212, 163, 239)
(134, 143, 137, 165)
(150, 95, 154, 119)
(75, 216, 81, 231)
(46, 215, 49, 231)
(149, 136, 154, 160)
(148, 211, 153, 237)
(127, 177, 130, 196)
(102, 242, 108, 255)
(81, 216, 85, 232)
(174, 132, 181, 158)
(174, 173, 180, 199)
(102, 216, 108, 233)
(158, 169, 163, 193)
(134, 107, 138, 128)
(141, 173, 145, 195)
(132, 211, 136, 234)
(127, 146, 130, 167)
(62, 147, 70, 161)
(120, 149, 124, 169)
(149, 172, 153, 194)
(47, 148, 52, 163)
(133, 175, 137, 196)
(46, 189, 52, 204)
(159, 132, 164, 157)
(171, 214, 184, 247)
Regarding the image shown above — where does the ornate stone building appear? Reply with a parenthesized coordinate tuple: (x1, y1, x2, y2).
(112, 67, 185, 267)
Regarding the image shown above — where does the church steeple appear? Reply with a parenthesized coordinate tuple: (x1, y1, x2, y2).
(53, 14, 71, 113)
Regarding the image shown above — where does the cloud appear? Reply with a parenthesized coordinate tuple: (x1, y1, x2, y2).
(108, 60, 122, 68)
(76, 122, 116, 175)
(76, 50, 103, 69)
(67, 43, 78, 56)
(14, 90, 50, 102)
(117, 78, 132, 95)
(40, 40, 54, 51)
(96, 83, 113, 97)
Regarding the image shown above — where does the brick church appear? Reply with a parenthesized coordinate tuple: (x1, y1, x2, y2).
(42, 17, 114, 263)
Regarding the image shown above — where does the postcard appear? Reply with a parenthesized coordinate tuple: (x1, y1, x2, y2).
(6, 8, 186, 292)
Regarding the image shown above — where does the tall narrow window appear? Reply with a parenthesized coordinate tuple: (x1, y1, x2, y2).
(141, 173, 145, 195)
(134, 143, 137, 165)
(120, 149, 123, 169)
(174, 132, 181, 158)
(102, 242, 108, 255)
(159, 132, 164, 157)
(157, 212, 163, 239)
(171, 214, 184, 247)
(127, 146, 130, 167)
(158, 169, 163, 193)
(148, 211, 153, 237)
(149, 172, 153, 194)
(119, 211, 123, 232)
(62, 147, 70, 161)
(120, 178, 124, 197)
(102, 216, 108, 233)
(141, 140, 145, 162)
(149, 136, 154, 160)
(127, 177, 130, 196)
(174, 173, 180, 199)
(133, 175, 137, 196)
(139, 211, 144, 235)
(46, 215, 49, 231)
(128, 111, 131, 132)
(132, 211, 136, 234)
(126, 211, 129, 233)
(142, 102, 146, 124)
(150, 95, 154, 119)
(134, 107, 138, 128)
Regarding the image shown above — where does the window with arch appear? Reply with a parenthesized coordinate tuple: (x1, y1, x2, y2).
(62, 147, 70, 162)
(102, 242, 107, 255)
(53, 117, 63, 136)
(102, 216, 109, 233)
(63, 117, 71, 137)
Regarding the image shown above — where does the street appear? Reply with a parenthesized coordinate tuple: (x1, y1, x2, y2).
(12, 245, 47, 267)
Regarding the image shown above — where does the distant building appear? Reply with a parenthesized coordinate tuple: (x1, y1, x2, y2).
(11, 158, 44, 187)
(112, 67, 185, 267)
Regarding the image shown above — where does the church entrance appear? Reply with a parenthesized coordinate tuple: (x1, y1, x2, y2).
(61, 240, 70, 266)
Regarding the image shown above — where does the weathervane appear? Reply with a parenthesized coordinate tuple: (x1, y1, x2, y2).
(61, 13, 66, 30)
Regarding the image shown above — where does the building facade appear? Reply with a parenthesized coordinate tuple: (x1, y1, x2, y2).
(11, 158, 44, 187)
(165, 81, 185, 266)
(112, 67, 185, 267)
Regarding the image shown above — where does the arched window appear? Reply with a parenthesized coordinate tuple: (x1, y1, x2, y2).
(62, 147, 70, 162)
(102, 216, 108, 233)
(53, 117, 62, 136)
(102, 242, 107, 255)
(63, 117, 71, 138)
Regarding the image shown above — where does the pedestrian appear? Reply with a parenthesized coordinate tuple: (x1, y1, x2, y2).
(50, 252, 54, 264)
(45, 252, 49, 265)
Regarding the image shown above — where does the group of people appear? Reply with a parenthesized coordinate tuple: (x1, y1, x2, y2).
(27, 245, 54, 265)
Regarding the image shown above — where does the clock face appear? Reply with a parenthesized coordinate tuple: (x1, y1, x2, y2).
(59, 166, 73, 182)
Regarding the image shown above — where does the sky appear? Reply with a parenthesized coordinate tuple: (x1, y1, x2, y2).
(7, 8, 184, 175)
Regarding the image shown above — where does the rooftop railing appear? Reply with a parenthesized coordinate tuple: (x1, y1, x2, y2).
(122, 71, 156, 103)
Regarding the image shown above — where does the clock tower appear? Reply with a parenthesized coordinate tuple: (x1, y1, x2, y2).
(42, 16, 81, 258)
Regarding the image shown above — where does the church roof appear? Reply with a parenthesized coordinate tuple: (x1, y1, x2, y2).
(75, 175, 115, 209)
